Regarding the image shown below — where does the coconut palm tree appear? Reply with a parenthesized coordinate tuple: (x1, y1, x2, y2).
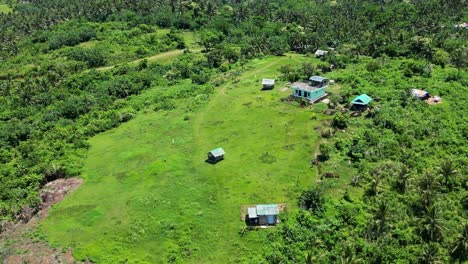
(419, 243, 442, 264)
(450, 223, 468, 263)
(437, 159, 458, 191)
(394, 165, 411, 194)
(419, 206, 445, 242)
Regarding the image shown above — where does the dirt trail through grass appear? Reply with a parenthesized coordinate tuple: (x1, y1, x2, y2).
(97, 48, 202, 71)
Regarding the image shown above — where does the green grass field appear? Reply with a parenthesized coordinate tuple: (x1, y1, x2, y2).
(42, 55, 330, 263)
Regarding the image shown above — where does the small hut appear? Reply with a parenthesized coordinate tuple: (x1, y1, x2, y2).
(207, 147, 224, 163)
(411, 89, 431, 100)
(351, 94, 373, 111)
(314, 49, 328, 57)
(262, 79, 275, 90)
(247, 204, 279, 226)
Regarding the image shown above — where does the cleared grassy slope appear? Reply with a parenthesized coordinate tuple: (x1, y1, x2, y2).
(42, 55, 328, 263)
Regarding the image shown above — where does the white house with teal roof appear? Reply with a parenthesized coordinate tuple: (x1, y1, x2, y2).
(291, 76, 329, 102)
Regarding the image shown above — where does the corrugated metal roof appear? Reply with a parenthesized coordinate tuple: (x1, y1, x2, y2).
(256, 204, 279, 216)
(351, 94, 373, 105)
(262, 79, 275, 85)
(314, 50, 328, 56)
(309, 76, 327, 82)
(411, 89, 429, 98)
(248, 207, 257, 218)
(209, 147, 225, 157)
(291, 82, 324, 92)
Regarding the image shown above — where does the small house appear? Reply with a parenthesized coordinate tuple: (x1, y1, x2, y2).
(291, 76, 329, 102)
(314, 49, 328, 57)
(247, 204, 279, 226)
(262, 79, 275, 90)
(411, 89, 430, 100)
(207, 147, 224, 163)
(351, 94, 373, 111)
(455, 22, 468, 30)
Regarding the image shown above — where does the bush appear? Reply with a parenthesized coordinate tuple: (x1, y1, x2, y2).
(298, 185, 325, 213)
(66, 48, 106, 68)
(366, 60, 381, 72)
(49, 25, 96, 50)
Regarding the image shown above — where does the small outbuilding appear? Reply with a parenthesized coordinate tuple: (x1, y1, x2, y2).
(314, 49, 329, 57)
(247, 204, 279, 226)
(411, 89, 431, 100)
(455, 22, 468, 30)
(207, 147, 225, 164)
(351, 94, 373, 111)
(262, 79, 275, 90)
(291, 76, 329, 103)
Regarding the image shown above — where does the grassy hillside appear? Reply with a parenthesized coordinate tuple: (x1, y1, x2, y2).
(42, 55, 329, 263)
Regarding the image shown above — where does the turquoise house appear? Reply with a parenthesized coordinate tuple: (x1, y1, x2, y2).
(291, 76, 329, 102)
(351, 94, 373, 110)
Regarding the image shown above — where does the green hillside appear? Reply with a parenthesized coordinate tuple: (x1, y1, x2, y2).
(42, 55, 327, 263)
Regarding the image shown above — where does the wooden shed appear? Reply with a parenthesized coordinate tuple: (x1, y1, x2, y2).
(262, 79, 275, 90)
(207, 147, 225, 163)
(247, 204, 279, 226)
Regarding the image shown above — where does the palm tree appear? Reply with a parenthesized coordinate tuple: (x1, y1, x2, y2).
(372, 199, 392, 239)
(339, 243, 361, 264)
(417, 173, 440, 211)
(394, 165, 411, 194)
(437, 159, 458, 191)
(419, 243, 442, 264)
(365, 173, 381, 197)
(450, 223, 468, 263)
(419, 206, 445, 242)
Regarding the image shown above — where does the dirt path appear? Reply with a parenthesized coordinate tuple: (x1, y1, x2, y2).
(0, 178, 86, 264)
(97, 48, 203, 71)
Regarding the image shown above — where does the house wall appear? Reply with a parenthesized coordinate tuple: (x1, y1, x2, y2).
(293, 87, 326, 101)
(259, 215, 278, 225)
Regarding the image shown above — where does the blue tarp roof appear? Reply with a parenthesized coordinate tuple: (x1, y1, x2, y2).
(209, 147, 225, 157)
(256, 204, 279, 216)
(309, 76, 327, 82)
(352, 94, 373, 105)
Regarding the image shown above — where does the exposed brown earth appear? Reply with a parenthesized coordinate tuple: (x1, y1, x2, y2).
(0, 178, 87, 264)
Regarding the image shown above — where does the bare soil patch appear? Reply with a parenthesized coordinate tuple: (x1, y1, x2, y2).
(427, 96, 442, 105)
(0, 178, 85, 264)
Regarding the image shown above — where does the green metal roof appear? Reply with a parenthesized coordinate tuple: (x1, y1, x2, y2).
(256, 204, 279, 216)
(209, 147, 225, 157)
(351, 94, 373, 105)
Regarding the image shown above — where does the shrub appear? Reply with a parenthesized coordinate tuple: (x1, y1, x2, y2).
(298, 185, 325, 213)
(66, 48, 106, 68)
(366, 60, 381, 72)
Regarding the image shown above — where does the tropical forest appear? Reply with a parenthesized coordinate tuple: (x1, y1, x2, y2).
(0, 0, 467, 263)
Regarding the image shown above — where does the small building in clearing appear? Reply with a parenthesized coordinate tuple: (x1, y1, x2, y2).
(351, 94, 373, 111)
(207, 147, 225, 163)
(411, 89, 431, 100)
(291, 76, 329, 102)
(247, 204, 279, 226)
(262, 79, 275, 90)
(314, 49, 329, 57)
